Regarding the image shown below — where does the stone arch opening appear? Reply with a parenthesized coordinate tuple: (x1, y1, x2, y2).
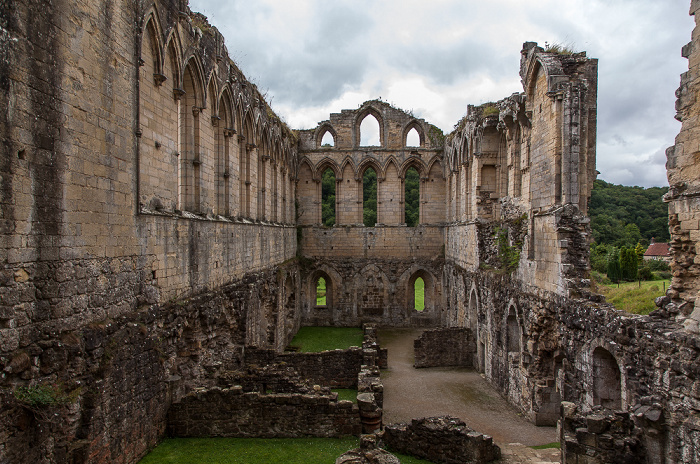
(592, 347, 622, 410)
(359, 114, 381, 146)
(321, 167, 336, 227)
(406, 127, 420, 147)
(408, 270, 434, 313)
(311, 271, 333, 309)
(506, 305, 521, 354)
(404, 166, 420, 226)
(320, 130, 335, 147)
(362, 166, 378, 227)
(180, 58, 204, 212)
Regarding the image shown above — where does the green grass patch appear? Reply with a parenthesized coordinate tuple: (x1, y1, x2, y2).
(599, 280, 669, 315)
(288, 327, 363, 352)
(138, 438, 436, 464)
(415, 278, 424, 311)
(530, 442, 560, 450)
(332, 389, 357, 403)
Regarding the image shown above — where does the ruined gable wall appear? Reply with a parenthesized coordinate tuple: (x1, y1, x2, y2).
(296, 101, 446, 326)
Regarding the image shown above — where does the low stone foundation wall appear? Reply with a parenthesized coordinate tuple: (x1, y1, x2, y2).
(414, 328, 476, 368)
(244, 346, 363, 388)
(168, 387, 361, 438)
(383, 416, 500, 464)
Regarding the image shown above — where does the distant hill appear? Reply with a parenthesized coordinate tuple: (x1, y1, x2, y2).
(588, 179, 669, 247)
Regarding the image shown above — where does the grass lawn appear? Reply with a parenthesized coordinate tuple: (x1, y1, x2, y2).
(288, 326, 363, 352)
(138, 438, 436, 464)
(531, 442, 560, 450)
(332, 388, 357, 403)
(415, 278, 424, 311)
(598, 280, 669, 315)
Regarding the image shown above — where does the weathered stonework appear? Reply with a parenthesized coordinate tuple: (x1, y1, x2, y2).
(383, 416, 501, 464)
(167, 387, 361, 438)
(414, 327, 476, 368)
(2, 0, 700, 463)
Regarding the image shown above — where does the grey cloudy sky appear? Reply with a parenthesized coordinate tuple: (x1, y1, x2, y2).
(189, 0, 693, 187)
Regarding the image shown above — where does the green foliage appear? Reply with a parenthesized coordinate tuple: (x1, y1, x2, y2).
(363, 168, 377, 227)
(495, 226, 521, 273)
(606, 249, 622, 283)
(589, 179, 669, 247)
(139, 437, 435, 464)
(637, 266, 653, 281)
(414, 277, 425, 311)
(315, 277, 326, 306)
(288, 327, 363, 353)
(321, 169, 336, 227)
(620, 247, 638, 281)
(13, 383, 79, 408)
(590, 243, 610, 274)
(634, 242, 646, 264)
(646, 259, 670, 272)
(405, 167, 420, 227)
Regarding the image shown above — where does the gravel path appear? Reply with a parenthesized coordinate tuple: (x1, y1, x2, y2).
(378, 328, 560, 463)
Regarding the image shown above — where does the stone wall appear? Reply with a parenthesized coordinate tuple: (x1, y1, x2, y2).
(300, 257, 444, 327)
(666, 1, 700, 332)
(383, 416, 501, 464)
(244, 347, 364, 389)
(168, 387, 361, 438)
(414, 327, 476, 368)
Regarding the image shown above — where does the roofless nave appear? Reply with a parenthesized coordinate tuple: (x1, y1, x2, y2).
(0, 0, 699, 463)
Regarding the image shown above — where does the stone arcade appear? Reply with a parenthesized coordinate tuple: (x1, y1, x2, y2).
(0, 0, 699, 463)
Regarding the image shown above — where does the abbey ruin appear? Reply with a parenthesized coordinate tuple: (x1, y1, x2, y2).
(0, 0, 699, 463)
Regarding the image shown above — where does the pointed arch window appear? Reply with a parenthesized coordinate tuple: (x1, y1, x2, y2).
(363, 167, 378, 227)
(406, 127, 420, 147)
(414, 277, 425, 311)
(320, 130, 335, 147)
(405, 166, 420, 226)
(321, 168, 336, 226)
(360, 114, 380, 146)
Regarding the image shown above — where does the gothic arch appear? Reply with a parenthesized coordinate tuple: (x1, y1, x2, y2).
(398, 265, 437, 313)
(316, 123, 337, 148)
(357, 157, 383, 181)
(400, 156, 426, 179)
(426, 156, 445, 180)
(181, 55, 205, 105)
(380, 156, 400, 180)
(314, 157, 341, 181)
(402, 120, 425, 147)
(141, 10, 164, 75)
(339, 157, 358, 179)
(308, 265, 342, 310)
(354, 106, 385, 147)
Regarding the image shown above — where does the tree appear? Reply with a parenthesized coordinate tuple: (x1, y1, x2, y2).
(588, 179, 669, 247)
(634, 242, 646, 265)
(607, 249, 622, 283)
(620, 247, 638, 281)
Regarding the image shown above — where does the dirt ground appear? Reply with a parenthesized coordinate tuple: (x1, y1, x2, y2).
(378, 328, 560, 464)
